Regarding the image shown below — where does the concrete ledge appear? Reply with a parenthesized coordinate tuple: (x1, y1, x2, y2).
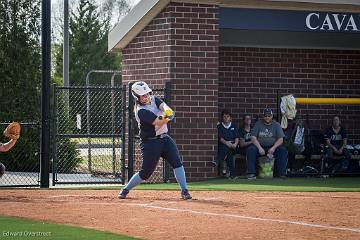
(235, 154, 360, 160)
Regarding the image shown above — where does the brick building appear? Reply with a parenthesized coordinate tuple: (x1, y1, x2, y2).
(109, 0, 360, 181)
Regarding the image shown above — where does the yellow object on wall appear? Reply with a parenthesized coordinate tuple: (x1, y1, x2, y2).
(296, 98, 360, 105)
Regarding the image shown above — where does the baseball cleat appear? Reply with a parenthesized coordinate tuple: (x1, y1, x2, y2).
(246, 174, 256, 180)
(181, 189, 192, 200)
(118, 188, 129, 199)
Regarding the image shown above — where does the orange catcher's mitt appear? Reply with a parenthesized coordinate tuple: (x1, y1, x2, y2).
(3, 122, 21, 140)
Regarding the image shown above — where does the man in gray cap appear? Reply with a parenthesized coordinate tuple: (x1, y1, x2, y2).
(246, 108, 288, 179)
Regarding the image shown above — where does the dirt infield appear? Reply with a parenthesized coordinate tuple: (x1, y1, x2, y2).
(0, 189, 359, 240)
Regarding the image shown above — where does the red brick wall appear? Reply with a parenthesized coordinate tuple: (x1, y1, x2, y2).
(219, 47, 360, 144)
(122, 2, 172, 183)
(169, 3, 219, 181)
(122, 7, 172, 87)
(122, 2, 219, 181)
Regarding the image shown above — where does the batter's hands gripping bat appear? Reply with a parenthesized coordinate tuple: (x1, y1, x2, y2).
(164, 109, 175, 121)
(159, 109, 175, 122)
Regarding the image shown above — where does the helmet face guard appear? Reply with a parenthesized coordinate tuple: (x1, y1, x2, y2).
(131, 81, 152, 101)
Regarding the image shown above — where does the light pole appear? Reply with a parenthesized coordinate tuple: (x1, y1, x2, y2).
(40, 0, 51, 188)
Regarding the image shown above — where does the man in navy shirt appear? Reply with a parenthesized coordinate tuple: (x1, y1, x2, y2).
(214, 110, 239, 179)
(324, 115, 351, 173)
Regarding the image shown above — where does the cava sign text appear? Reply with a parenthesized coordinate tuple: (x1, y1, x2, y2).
(306, 13, 359, 32)
(220, 8, 360, 33)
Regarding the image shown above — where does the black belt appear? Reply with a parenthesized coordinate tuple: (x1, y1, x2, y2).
(146, 133, 168, 140)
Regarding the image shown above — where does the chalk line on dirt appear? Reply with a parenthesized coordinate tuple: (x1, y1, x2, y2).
(254, 196, 315, 199)
(126, 203, 360, 234)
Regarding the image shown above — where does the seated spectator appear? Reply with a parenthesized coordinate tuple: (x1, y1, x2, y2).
(246, 108, 288, 179)
(324, 115, 351, 173)
(239, 114, 252, 154)
(283, 118, 306, 173)
(214, 110, 239, 179)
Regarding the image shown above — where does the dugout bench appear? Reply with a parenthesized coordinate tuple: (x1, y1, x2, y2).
(233, 153, 360, 177)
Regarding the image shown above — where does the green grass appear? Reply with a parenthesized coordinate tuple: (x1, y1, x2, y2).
(80, 177, 360, 192)
(0, 216, 138, 240)
(139, 177, 360, 192)
(79, 155, 119, 172)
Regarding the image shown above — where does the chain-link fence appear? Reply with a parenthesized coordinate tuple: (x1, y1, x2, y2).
(0, 123, 40, 187)
(128, 83, 171, 183)
(1, 80, 171, 186)
(53, 85, 125, 185)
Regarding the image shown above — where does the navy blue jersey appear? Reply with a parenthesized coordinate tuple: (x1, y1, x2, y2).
(324, 127, 347, 147)
(239, 128, 252, 142)
(136, 97, 167, 140)
(218, 122, 240, 143)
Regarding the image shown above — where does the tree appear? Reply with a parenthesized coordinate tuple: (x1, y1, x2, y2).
(0, 0, 41, 122)
(0, 0, 41, 172)
(54, 0, 127, 85)
(100, 0, 130, 29)
(52, 0, 130, 43)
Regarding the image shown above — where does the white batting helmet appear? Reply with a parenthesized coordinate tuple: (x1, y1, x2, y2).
(131, 81, 152, 101)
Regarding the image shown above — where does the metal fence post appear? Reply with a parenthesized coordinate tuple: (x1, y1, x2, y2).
(164, 81, 171, 183)
(111, 75, 116, 175)
(121, 85, 127, 184)
(86, 78, 92, 173)
(52, 84, 58, 186)
(127, 83, 135, 181)
(40, 0, 51, 188)
(111, 72, 122, 175)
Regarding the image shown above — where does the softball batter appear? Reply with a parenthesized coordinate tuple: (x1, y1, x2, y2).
(119, 81, 192, 200)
